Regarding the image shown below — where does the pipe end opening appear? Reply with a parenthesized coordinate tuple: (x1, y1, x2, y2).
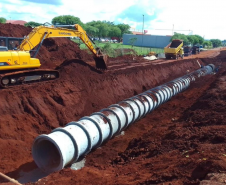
(32, 136, 63, 173)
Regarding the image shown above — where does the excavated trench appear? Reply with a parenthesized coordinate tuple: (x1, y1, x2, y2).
(0, 52, 223, 185)
(0, 23, 226, 184)
(29, 51, 225, 185)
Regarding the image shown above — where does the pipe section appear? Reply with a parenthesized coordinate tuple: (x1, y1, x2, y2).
(32, 64, 215, 173)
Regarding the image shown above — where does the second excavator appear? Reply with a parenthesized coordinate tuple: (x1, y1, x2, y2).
(0, 24, 108, 88)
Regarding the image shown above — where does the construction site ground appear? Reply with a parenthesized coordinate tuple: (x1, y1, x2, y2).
(0, 23, 226, 185)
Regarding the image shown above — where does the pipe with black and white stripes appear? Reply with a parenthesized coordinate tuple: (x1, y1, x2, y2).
(32, 64, 216, 173)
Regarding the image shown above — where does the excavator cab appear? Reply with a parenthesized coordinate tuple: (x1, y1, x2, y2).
(0, 37, 23, 50)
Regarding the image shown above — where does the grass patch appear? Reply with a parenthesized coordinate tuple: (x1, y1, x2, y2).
(72, 39, 164, 57)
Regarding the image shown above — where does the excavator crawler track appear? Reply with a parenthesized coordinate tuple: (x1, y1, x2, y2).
(0, 69, 59, 88)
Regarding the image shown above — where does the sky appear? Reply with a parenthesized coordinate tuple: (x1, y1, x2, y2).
(0, 0, 225, 40)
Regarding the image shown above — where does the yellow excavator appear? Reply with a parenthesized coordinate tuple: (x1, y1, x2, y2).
(0, 24, 108, 88)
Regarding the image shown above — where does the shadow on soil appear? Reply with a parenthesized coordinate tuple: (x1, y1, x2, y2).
(0, 161, 49, 184)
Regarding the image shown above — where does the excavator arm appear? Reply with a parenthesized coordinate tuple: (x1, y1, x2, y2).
(19, 24, 108, 69)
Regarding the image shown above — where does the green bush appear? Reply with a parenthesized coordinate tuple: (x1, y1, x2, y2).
(0, 17, 6, 23)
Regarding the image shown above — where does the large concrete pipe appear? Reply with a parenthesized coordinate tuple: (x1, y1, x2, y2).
(32, 64, 216, 173)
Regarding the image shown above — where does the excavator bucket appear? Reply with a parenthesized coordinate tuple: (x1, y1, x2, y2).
(94, 55, 108, 70)
(94, 49, 108, 70)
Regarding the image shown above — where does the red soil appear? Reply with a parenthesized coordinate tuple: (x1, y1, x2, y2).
(0, 24, 226, 185)
(0, 23, 32, 37)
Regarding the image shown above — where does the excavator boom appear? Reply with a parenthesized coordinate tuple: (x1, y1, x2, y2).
(19, 24, 108, 70)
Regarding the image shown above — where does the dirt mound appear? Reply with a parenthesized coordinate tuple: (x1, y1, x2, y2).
(0, 23, 32, 37)
(181, 69, 226, 127)
(38, 38, 94, 69)
(57, 59, 102, 77)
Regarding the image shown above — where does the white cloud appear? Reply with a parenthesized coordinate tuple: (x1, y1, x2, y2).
(0, 0, 225, 40)
(146, 0, 226, 40)
(57, 0, 137, 23)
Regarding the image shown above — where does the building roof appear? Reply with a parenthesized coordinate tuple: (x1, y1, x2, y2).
(131, 31, 152, 35)
(6, 20, 27, 25)
(132, 31, 142, 35)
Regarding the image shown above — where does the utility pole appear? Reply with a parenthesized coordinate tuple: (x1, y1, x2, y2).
(141, 14, 144, 54)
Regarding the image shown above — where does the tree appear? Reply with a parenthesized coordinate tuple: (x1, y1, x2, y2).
(95, 22, 110, 38)
(52, 15, 84, 26)
(24, 21, 41, 27)
(210, 39, 222, 48)
(0, 17, 6, 23)
(108, 26, 121, 37)
(86, 21, 110, 38)
(187, 35, 194, 45)
(203, 41, 212, 48)
(102, 20, 114, 25)
(84, 25, 99, 37)
(85, 21, 130, 39)
(222, 40, 226, 47)
(171, 33, 189, 45)
(171, 33, 205, 46)
(117, 24, 131, 39)
(194, 35, 204, 45)
(189, 35, 199, 45)
(129, 37, 137, 48)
